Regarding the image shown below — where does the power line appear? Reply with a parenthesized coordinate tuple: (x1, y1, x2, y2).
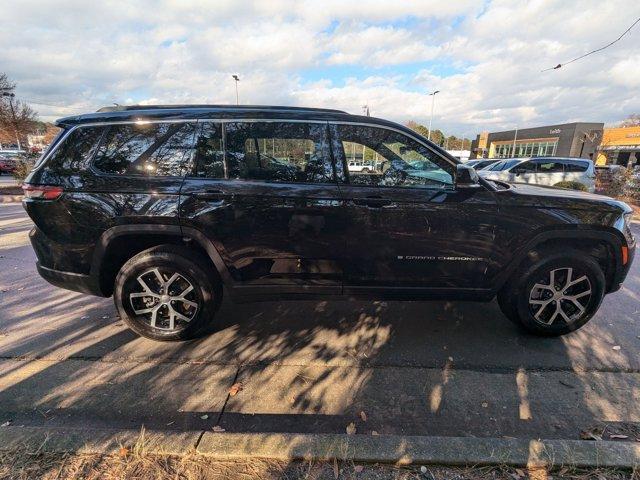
(542, 16, 640, 72)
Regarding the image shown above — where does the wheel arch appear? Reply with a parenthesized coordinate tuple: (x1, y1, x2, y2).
(92, 225, 232, 296)
(496, 228, 626, 294)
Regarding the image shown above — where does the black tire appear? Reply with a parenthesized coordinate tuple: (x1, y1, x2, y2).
(114, 245, 221, 341)
(497, 250, 605, 336)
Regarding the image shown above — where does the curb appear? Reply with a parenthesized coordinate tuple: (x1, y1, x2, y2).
(0, 195, 22, 203)
(1, 427, 638, 468)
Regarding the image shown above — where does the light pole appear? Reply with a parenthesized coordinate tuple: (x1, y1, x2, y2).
(512, 126, 518, 157)
(427, 90, 440, 141)
(231, 75, 240, 105)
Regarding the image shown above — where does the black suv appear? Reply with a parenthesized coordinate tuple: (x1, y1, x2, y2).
(23, 105, 636, 341)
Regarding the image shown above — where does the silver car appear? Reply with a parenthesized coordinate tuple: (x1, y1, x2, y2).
(477, 157, 596, 192)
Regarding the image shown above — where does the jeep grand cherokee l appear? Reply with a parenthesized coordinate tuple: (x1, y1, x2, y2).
(22, 105, 635, 341)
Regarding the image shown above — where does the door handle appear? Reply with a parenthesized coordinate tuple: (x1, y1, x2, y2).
(192, 190, 225, 200)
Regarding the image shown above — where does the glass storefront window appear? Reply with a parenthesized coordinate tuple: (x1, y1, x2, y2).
(490, 139, 558, 158)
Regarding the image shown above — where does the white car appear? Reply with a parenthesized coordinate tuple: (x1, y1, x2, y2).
(477, 157, 596, 192)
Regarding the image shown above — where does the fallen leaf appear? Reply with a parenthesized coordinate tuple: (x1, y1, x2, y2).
(229, 382, 243, 396)
(333, 458, 339, 479)
(200, 414, 209, 420)
(359, 410, 367, 422)
(580, 427, 603, 441)
(420, 466, 427, 474)
(118, 446, 130, 458)
(612, 345, 621, 351)
(354, 465, 364, 473)
(371, 430, 379, 436)
(165, 421, 174, 426)
(610, 434, 629, 440)
(1, 421, 11, 427)
(212, 425, 225, 432)
(346, 422, 356, 435)
(515, 468, 526, 478)
(482, 402, 488, 408)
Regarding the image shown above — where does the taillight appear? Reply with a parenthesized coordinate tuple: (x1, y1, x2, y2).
(22, 184, 63, 200)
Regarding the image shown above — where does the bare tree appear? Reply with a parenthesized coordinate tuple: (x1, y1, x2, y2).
(0, 73, 16, 92)
(620, 114, 640, 127)
(0, 73, 38, 149)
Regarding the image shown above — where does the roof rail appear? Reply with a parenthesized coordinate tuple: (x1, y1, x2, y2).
(96, 104, 348, 114)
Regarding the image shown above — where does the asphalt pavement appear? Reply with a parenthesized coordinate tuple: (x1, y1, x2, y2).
(0, 176, 17, 185)
(1, 201, 639, 441)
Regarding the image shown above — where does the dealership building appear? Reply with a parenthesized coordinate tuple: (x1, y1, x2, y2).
(470, 122, 604, 160)
(596, 125, 640, 167)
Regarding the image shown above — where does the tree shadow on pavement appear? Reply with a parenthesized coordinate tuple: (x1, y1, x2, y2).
(0, 217, 639, 470)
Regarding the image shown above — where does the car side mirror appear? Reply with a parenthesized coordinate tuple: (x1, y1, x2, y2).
(456, 164, 481, 189)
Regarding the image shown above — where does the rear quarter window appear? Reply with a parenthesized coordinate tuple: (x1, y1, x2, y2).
(92, 122, 196, 176)
(45, 127, 106, 172)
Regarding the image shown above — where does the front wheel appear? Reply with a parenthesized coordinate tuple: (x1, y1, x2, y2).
(498, 252, 605, 336)
(114, 245, 221, 341)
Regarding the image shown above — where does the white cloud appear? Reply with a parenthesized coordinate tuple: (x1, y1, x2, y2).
(0, 0, 639, 135)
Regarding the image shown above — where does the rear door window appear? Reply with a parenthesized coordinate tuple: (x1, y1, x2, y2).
(93, 122, 197, 176)
(224, 121, 334, 183)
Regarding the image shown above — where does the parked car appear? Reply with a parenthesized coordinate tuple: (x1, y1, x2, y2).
(0, 155, 17, 174)
(23, 105, 635, 341)
(477, 157, 596, 192)
(465, 159, 499, 170)
(347, 159, 378, 173)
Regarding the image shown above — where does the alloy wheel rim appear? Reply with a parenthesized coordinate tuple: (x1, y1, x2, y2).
(128, 268, 199, 331)
(528, 267, 592, 326)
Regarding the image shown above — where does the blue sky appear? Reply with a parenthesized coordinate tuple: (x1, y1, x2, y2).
(1, 0, 639, 137)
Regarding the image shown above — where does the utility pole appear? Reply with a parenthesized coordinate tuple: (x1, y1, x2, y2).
(512, 126, 518, 157)
(231, 75, 240, 105)
(427, 90, 440, 141)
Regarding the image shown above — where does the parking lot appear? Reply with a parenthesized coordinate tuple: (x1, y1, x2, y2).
(1, 201, 639, 441)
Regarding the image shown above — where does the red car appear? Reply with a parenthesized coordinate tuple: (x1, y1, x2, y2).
(0, 155, 17, 174)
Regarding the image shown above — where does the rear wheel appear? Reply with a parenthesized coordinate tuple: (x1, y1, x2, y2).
(114, 245, 221, 341)
(498, 252, 605, 336)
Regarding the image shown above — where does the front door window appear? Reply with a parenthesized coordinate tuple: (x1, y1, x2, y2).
(336, 124, 454, 188)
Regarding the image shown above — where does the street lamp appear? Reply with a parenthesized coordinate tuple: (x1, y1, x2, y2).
(427, 90, 440, 141)
(231, 75, 240, 105)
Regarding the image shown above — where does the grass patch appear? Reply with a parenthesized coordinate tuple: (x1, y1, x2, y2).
(0, 450, 638, 480)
